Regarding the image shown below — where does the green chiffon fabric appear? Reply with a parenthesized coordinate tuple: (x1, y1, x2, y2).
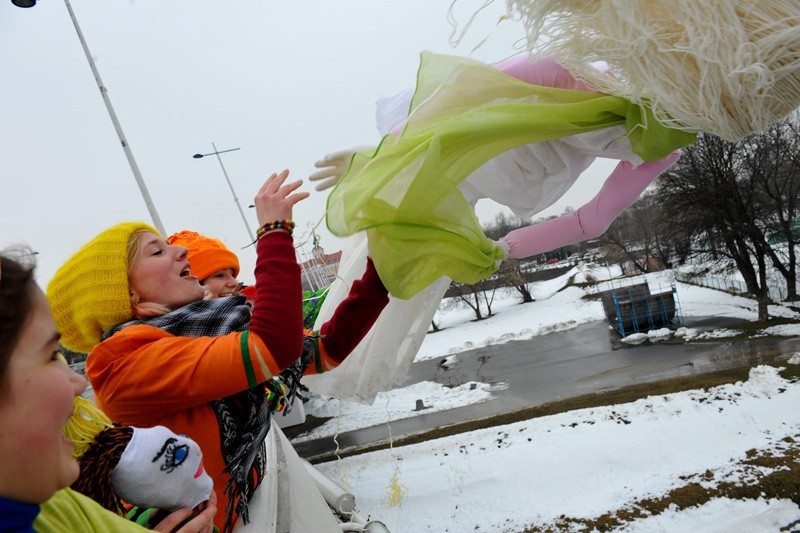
(326, 52, 696, 299)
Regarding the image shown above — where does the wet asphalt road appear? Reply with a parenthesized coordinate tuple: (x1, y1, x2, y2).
(292, 317, 800, 461)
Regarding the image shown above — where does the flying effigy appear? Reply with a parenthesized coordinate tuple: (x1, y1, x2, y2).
(304, 1, 800, 402)
(306, 52, 687, 402)
(504, 0, 800, 142)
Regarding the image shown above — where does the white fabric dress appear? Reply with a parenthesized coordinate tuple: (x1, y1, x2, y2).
(235, 425, 342, 532)
(304, 86, 641, 404)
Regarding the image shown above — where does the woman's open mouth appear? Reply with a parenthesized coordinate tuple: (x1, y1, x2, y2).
(180, 267, 198, 281)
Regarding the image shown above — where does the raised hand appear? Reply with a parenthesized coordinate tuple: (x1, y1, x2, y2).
(254, 169, 310, 227)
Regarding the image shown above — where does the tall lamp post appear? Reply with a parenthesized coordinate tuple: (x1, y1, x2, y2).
(193, 144, 255, 242)
(11, 0, 167, 235)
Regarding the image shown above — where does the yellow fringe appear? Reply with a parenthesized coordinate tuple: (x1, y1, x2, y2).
(385, 462, 406, 509)
(64, 396, 113, 460)
(382, 395, 406, 509)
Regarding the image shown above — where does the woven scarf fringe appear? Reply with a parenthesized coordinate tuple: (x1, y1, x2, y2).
(504, 0, 800, 141)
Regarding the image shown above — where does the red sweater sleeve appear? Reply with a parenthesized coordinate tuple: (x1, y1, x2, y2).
(247, 231, 303, 371)
(318, 257, 389, 363)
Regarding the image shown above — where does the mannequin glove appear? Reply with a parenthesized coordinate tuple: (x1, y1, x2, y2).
(492, 238, 510, 266)
(309, 145, 376, 191)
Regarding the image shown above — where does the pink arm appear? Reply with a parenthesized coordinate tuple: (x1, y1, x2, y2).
(502, 151, 681, 259)
(390, 55, 595, 136)
(492, 55, 595, 92)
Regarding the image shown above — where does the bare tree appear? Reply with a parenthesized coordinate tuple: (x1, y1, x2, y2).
(657, 133, 773, 321)
(450, 281, 491, 321)
(450, 280, 497, 320)
(653, 200, 693, 267)
(743, 115, 800, 301)
(603, 198, 659, 274)
(479, 278, 498, 317)
(498, 258, 534, 302)
(482, 212, 536, 303)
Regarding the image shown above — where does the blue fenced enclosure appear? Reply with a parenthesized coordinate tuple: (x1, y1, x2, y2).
(596, 277, 684, 337)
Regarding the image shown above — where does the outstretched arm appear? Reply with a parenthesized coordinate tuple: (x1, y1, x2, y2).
(247, 170, 310, 371)
(310, 56, 599, 192)
(501, 151, 681, 259)
(316, 257, 389, 364)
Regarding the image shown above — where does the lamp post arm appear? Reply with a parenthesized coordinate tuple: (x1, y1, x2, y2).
(211, 142, 256, 242)
(195, 147, 240, 158)
(63, 0, 166, 235)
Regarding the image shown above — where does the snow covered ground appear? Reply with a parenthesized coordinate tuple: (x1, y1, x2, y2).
(298, 265, 800, 532)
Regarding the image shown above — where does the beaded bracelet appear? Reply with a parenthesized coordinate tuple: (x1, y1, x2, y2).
(256, 219, 295, 239)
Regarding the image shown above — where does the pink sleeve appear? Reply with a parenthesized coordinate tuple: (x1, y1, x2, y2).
(491, 55, 595, 92)
(502, 151, 681, 259)
(389, 56, 596, 136)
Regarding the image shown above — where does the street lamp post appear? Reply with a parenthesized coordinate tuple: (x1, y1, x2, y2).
(193, 144, 255, 242)
(12, 0, 167, 235)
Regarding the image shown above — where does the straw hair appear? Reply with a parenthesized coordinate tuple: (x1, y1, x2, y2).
(64, 395, 114, 460)
(502, 0, 800, 141)
(46, 222, 158, 353)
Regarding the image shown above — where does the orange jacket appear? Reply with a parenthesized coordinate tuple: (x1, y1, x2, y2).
(86, 232, 388, 528)
(88, 325, 307, 526)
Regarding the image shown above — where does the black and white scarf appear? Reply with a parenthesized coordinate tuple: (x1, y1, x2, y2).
(104, 295, 313, 531)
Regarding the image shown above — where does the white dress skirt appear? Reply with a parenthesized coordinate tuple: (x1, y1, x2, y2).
(303, 86, 643, 404)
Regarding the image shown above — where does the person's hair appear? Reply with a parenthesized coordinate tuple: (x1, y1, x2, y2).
(126, 229, 171, 319)
(0, 248, 37, 388)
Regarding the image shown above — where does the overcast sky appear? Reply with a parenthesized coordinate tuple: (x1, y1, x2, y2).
(1, 0, 618, 286)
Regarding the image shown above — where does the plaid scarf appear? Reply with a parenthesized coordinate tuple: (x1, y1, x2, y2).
(104, 295, 312, 531)
(104, 295, 252, 340)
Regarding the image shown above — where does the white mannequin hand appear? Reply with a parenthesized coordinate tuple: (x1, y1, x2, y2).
(492, 238, 510, 266)
(309, 145, 375, 191)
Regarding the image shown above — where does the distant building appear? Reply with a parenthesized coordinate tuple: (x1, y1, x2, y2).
(299, 234, 341, 291)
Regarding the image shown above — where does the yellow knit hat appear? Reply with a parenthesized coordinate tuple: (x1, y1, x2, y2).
(166, 230, 240, 282)
(47, 221, 158, 353)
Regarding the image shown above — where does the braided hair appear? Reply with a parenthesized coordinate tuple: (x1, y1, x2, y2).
(71, 424, 134, 515)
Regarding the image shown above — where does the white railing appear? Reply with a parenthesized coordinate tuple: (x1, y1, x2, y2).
(675, 272, 787, 302)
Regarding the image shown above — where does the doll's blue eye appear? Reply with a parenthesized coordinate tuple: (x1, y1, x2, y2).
(174, 445, 188, 465)
(152, 437, 190, 473)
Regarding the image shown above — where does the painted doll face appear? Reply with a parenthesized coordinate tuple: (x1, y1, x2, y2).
(112, 425, 213, 511)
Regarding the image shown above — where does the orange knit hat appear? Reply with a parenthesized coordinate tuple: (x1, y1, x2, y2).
(166, 230, 240, 282)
